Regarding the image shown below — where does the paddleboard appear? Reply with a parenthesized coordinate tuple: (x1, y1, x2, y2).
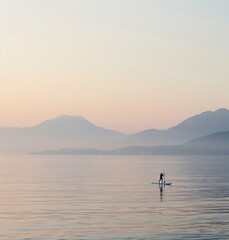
(152, 182, 172, 185)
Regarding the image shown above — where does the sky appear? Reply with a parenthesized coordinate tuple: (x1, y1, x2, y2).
(0, 0, 228, 133)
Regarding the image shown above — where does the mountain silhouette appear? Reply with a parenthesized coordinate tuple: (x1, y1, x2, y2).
(183, 130, 229, 154)
(128, 108, 229, 145)
(0, 115, 126, 153)
(1, 108, 229, 153)
(27, 115, 125, 139)
(34, 130, 229, 156)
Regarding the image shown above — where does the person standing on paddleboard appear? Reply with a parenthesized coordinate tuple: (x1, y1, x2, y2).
(159, 173, 164, 184)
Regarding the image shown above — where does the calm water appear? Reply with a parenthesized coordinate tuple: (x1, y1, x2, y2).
(0, 155, 228, 239)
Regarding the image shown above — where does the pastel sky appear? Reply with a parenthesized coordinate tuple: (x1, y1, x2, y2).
(0, 0, 228, 133)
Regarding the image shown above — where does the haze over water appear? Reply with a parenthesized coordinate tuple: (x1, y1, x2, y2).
(0, 155, 228, 239)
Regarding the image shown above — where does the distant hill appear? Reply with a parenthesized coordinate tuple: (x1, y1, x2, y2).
(183, 130, 229, 154)
(186, 130, 229, 145)
(33, 148, 104, 155)
(26, 115, 125, 139)
(119, 129, 229, 155)
(116, 129, 229, 155)
(0, 115, 126, 153)
(1, 108, 229, 154)
(127, 108, 229, 145)
(34, 130, 229, 156)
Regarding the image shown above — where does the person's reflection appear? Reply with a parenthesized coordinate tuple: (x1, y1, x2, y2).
(159, 184, 164, 202)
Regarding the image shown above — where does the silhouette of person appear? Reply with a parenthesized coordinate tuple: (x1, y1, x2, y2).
(159, 172, 164, 184)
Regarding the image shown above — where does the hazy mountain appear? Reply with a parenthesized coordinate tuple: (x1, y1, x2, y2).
(167, 108, 229, 140)
(128, 108, 229, 145)
(34, 130, 229, 156)
(118, 129, 229, 155)
(33, 148, 104, 155)
(121, 129, 229, 155)
(27, 115, 125, 139)
(0, 115, 126, 153)
(1, 108, 229, 154)
(183, 130, 229, 154)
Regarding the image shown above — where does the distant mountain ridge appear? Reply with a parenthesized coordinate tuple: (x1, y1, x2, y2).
(34, 130, 229, 156)
(27, 115, 124, 138)
(0, 115, 126, 153)
(128, 108, 229, 145)
(1, 108, 229, 153)
(184, 130, 229, 154)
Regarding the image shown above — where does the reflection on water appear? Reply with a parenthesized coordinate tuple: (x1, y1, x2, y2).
(159, 185, 165, 202)
(158, 184, 172, 202)
(159, 185, 163, 202)
(0, 155, 228, 239)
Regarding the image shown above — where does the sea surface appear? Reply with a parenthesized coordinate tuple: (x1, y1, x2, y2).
(0, 155, 228, 239)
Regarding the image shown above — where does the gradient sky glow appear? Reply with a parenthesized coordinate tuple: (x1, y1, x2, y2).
(0, 0, 229, 133)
